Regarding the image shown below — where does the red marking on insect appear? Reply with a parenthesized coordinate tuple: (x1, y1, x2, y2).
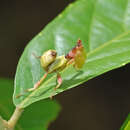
(65, 39, 86, 69)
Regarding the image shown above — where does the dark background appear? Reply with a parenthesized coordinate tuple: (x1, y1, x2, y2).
(0, 0, 130, 130)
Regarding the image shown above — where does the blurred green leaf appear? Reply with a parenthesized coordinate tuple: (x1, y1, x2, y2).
(17, 99, 60, 130)
(0, 79, 14, 120)
(0, 78, 60, 130)
(0, 79, 14, 130)
(120, 114, 130, 130)
(13, 0, 130, 108)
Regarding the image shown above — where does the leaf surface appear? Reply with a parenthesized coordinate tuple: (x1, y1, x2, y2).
(13, 0, 130, 108)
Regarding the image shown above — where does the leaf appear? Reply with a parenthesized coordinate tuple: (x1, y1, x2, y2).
(17, 99, 60, 130)
(0, 78, 60, 130)
(0, 79, 14, 121)
(120, 113, 130, 130)
(13, 0, 130, 108)
(0, 78, 17, 130)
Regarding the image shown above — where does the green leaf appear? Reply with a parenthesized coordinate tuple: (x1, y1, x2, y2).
(120, 113, 130, 130)
(17, 99, 60, 130)
(0, 78, 60, 130)
(13, 0, 130, 108)
(0, 78, 14, 121)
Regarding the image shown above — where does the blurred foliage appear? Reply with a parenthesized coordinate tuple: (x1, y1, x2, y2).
(0, 78, 60, 130)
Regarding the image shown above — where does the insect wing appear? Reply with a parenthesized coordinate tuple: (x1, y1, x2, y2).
(74, 48, 87, 69)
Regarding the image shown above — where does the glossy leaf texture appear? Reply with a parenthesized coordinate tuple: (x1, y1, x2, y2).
(13, 0, 130, 108)
(0, 78, 60, 130)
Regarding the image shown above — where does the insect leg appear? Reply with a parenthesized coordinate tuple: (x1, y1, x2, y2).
(26, 72, 48, 92)
(50, 73, 62, 99)
(67, 59, 74, 66)
(16, 93, 25, 98)
(55, 72, 62, 90)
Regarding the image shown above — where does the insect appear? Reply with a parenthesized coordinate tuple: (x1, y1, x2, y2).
(16, 39, 86, 98)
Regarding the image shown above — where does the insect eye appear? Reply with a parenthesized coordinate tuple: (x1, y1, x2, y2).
(51, 51, 57, 57)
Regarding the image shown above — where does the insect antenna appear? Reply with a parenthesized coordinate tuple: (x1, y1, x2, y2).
(32, 52, 41, 59)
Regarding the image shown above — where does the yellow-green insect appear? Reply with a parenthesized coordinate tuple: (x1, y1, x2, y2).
(17, 39, 86, 98)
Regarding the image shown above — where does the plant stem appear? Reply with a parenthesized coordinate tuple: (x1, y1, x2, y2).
(7, 107, 24, 129)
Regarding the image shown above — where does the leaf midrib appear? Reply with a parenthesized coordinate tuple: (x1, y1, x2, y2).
(88, 30, 130, 56)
